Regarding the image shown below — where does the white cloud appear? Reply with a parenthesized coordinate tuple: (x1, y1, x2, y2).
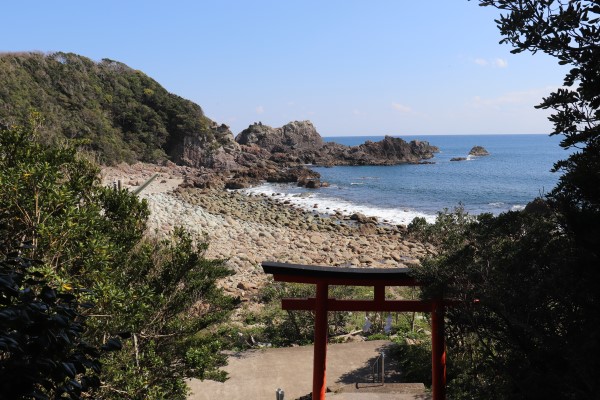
(471, 86, 557, 109)
(391, 102, 413, 114)
(352, 109, 361, 116)
(474, 57, 508, 68)
(494, 58, 508, 68)
(256, 105, 265, 114)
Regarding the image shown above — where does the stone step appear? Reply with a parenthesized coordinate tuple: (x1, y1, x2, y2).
(334, 382, 427, 394)
(326, 395, 430, 400)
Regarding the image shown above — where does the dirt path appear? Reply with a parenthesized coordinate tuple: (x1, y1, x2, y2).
(187, 340, 428, 400)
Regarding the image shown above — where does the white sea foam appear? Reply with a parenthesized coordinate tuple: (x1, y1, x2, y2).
(242, 183, 437, 225)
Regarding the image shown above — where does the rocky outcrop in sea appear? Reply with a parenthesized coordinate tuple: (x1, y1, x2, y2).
(468, 146, 490, 156)
(236, 121, 439, 166)
(450, 145, 490, 161)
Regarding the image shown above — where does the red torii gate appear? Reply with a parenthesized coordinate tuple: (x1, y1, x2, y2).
(262, 262, 446, 400)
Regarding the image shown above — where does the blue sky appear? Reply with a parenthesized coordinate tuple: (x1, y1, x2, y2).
(2, 1, 566, 136)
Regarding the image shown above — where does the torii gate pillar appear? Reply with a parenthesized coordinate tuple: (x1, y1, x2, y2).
(313, 282, 329, 398)
(431, 299, 446, 399)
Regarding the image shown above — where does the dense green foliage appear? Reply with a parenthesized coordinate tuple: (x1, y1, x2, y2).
(412, 206, 598, 398)
(0, 52, 222, 165)
(0, 121, 237, 399)
(97, 228, 238, 398)
(388, 339, 431, 386)
(0, 247, 107, 399)
(253, 282, 358, 346)
(405, 2, 600, 397)
(480, 0, 600, 249)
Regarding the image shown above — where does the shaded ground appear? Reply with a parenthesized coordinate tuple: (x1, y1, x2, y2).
(187, 340, 429, 400)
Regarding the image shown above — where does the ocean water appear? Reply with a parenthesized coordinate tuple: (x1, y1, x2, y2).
(243, 134, 569, 225)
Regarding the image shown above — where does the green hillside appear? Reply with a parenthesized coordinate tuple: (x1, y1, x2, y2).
(0, 52, 222, 164)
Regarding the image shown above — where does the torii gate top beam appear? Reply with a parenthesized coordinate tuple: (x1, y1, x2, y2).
(262, 261, 422, 286)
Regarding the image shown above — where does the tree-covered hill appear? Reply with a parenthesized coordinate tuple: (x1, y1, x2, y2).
(0, 52, 233, 165)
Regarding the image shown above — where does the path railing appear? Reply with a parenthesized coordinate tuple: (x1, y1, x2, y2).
(371, 351, 385, 385)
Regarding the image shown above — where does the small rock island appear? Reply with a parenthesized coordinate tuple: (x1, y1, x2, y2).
(468, 146, 490, 156)
(450, 145, 490, 161)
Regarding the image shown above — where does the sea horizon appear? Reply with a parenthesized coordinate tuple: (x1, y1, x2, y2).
(324, 132, 553, 137)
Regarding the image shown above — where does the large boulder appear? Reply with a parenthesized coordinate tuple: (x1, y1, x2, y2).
(265, 165, 321, 185)
(182, 169, 226, 190)
(236, 120, 324, 154)
(171, 122, 241, 170)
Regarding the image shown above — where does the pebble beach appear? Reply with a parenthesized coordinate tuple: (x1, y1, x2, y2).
(102, 163, 435, 300)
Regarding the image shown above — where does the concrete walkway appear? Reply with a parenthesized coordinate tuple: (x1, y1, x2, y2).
(187, 340, 429, 400)
(327, 394, 430, 400)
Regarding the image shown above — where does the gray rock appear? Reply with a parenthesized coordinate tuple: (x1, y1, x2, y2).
(235, 120, 324, 154)
(236, 121, 439, 167)
(468, 146, 490, 156)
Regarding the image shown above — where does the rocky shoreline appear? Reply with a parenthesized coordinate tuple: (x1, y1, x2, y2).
(102, 163, 435, 300)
